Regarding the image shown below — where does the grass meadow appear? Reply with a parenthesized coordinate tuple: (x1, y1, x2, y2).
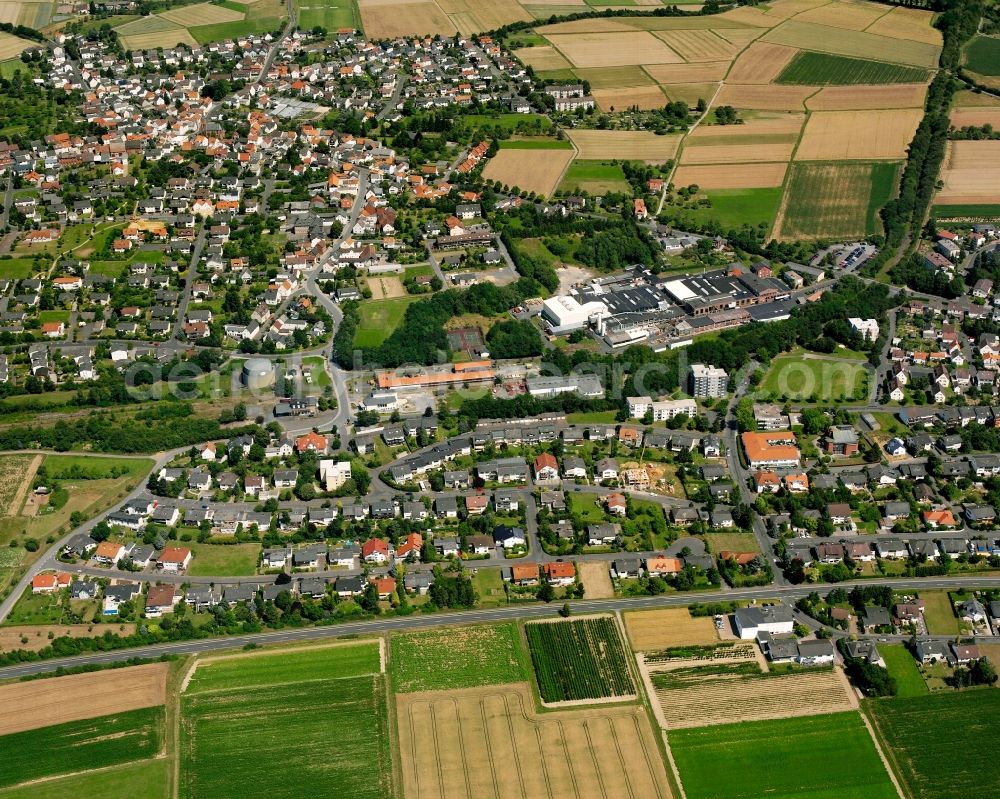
(662, 188, 783, 232)
(354, 296, 418, 348)
(184, 542, 261, 577)
(878, 644, 927, 698)
(777, 52, 928, 85)
(0, 760, 170, 799)
(298, 0, 359, 31)
(965, 35, 1000, 76)
(670, 711, 897, 799)
(761, 353, 868, 402)
(558, 159, 630, 195)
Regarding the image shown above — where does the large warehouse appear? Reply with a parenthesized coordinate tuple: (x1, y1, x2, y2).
(540, 295, 609, 334)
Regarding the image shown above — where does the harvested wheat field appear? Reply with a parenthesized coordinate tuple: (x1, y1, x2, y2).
(0, 662, 168, 736)
(715, 26, 766, 45)
(866, 5, 942, 46)
(593, 86, 668, 111)
(0, 3, 19, 24)
(673, 161, 788, 189)
(536, 17, 637, 35)
(577, 561, 614, 599)
(574, 65, 655, 89)
(794, 0, 889, 31)
(722, 4, 785, 27)
(482, 148, 573, 197)
(0, 623, 137, 653)
(624, 608, 719, 650)
(0, 32, 33, 59)
(680, 142, 796, 165)
(758, 0, 830, 20)
(359, 0, 457, 38)
(397, 683, 673, 799)
(120, 28, 199, 49)
(649, 666, 857, 729)
(937, 141, 1000, 204)
(726, 42, 799, 83)
(653, 29, 739, 62)
(716, 83, 816, 110)
(795, 108, 922, 160)
(438, 0, 531, 33)
(567, 129, 682, 161)
(644, 61, 729, 83)
(159, 2, 243, 25)
(546, 31, 683, 68)
(806, 83, 928, 110)
(763, 20, 941, 67)
(514, 45, 572, 71)
(662, 82, 720, 107)
(950, 107, 1000, 128)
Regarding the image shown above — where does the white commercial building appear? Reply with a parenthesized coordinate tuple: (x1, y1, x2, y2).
(848, 317, 880, 341)
(526, 374, 604, 399)
(627, 397, 697, 421)
(319, 460, 352, 491)
(540, 295, 609, 334)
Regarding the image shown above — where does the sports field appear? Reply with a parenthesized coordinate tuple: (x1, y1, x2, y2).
(670, 711, 898, 799)
(776, 161, 899, 239)
(761, 353, 869, 401)
(298, 0, 360, 31)
(482, 148, 573, 197)
(867, 690, 1000, 799)
(354, 295, 418, 348)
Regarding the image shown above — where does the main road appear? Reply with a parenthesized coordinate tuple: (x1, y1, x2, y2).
(2, 574, 998, 679)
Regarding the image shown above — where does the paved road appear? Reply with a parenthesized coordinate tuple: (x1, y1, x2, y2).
(4, 573, 1000, 679)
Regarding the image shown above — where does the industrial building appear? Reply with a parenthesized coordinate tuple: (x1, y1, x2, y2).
(526, 374, 604, 399)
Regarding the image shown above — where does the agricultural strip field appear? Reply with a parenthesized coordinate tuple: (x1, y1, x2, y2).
(186, 641, 381, 693)
(391, 622, 529, 693)
(950, 107, 1000, 128)
(672, 162, 787, 189)
(558, 159, 629, 195)
(438, 0, 532, 35)
(776, 51, 928, 85)
(805, 83, 928, 110)
(396, 683, 673, 799)
(761, 20, 941, 67)
(180, 644, 390, 799)
(0, 707, 164, 789)
(0, 454, 35, 516)
(545, 31, 684, 68)
(0, 760, 170, 799)
(794, 109, 923, 161)
(623, 607, 718, 650)
(358, 0, 457, 38)
(0, 662, 168, 735)
(566, 129, 681, 161)
(867, 690, 1000, 799)
(865, 5, 942, 46)
(713, 84, 815, 111)
(878, 643, 927, 698)
(481, 148, 573, 197)
(0, 33, 34, 60)
(525, 616, 635, 702)
(670, 711, 898, 799)
(761, 353, 869, 401)
(775, 161, 899, 239)
(726, 42, 800, 84)
(593, 85, 669, 111)
(936, 141, 1000, 206)
(159, 2, 243, 25)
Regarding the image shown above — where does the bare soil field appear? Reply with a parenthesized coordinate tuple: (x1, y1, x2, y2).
(762, 20, 941, 67)
(514, 45, 571, 71)
(643, 61, 729, 83)
(950, 107, 1000, 128)
(396, 683, 673, 799)
(936, 140, 1000, 204)
(0, 454, 37, 516)
(795, 108, 923, 160)
(0, 662, 168, 735)
(653, 28, 739, 62)
(726, 42, 799, 83)
(715, 83, 816, 110)
(359, 0, 457, 37)
(482, 148, 573, 197)
(567, 129, 681, 161)
(0, 622, 137, 653)
(546, 31, 683, 68)
(795, 0, 889, 31)
(367, 276, 406, 299)
(673, 161, 788, 188)
(865, 5, 942, 46)
(0, 32, 33, 59)
(650, 666, 857, 729)
(806, 83, 928, 110)
(577, 561, 614, 599)
(624, 608, 719, 650)
(159, 2, 243, 25)
(593, 85, 668, 111)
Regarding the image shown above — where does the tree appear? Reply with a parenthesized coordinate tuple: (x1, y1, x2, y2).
(537, 581, 555, 602)
(971, 657, 998, 685)
(559, 601, 571, 617)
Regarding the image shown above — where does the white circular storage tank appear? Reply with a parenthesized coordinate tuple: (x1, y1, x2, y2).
(242, 358, 275, 390)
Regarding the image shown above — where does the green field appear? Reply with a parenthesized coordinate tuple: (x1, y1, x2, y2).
(0, 760, 169, 799)
(761, 353, 868, 402)
(559, 159, 630, 195)
(525, 617, 635, 702)
(920, 591, 960, 635)
(456, 113, 554, 133)
(185, 542, 261, 577)
(189, 17, 282, 44)
(868, 690, 1000, 799)
(391, 622, 529, 693)
(0, 258, 38, 279)
(0, 708, 164, 789)
(354, 296, 417, 348)
(933, 203, 1000, 219)
(670, 712, 897, 799)
(499, 138, 574, 149)
(777, 51, 928, 85)
(573, 65, 655, 88)
(664, 187, 783, 231)
(965, 35, 1000, 76)
(779, 161, 899, 239)
(879, 644, 927, 698)
(298, 0, 360, 31)
(43, 454, 153, 481)
(186, 642, 380, 693)
(180, 674, 390, 799)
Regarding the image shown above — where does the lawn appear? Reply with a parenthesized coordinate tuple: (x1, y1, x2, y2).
(390, 622, 529, 693)
(300, 356, 331, 388)
(761, 353, 868, 402)
(354, 296, 418, 348)
(0, 708, 164, 789)
(186, 641, 380, 693)
(37, 310, 70, 324)
(703, 532, 759, 554)
(525, 617, 635, 702)
(965, 35, 1000, 76)
(558, 159, 630, 195)
(878, 644, 927, 698)
(663, 188, 783, 232)
(567, 492, 606, 523)
(566, 410, 618, 424)
(180, 675, 390, 799)
(777, 51, 928, 85)
(471, 566, 507, 606)
(297, 0, 359, 31)
(0, 259, 37, 279)
(4, 589, 99, 625)
(0, 760, 169, 799)
(670, 711, 897, 799)
(185, 542, 261, 577)
(920, 591, 959, 635)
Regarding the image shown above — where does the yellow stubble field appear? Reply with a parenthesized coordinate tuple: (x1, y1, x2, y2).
(794, 108, 924, 160)
(936, 141, 1000, 205)
(482, 148, 574, 197)
(566, 129, 682, 161)
(546, 30, 683, 68)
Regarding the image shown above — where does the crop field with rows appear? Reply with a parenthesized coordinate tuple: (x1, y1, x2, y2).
(525, 616, 635, 702)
